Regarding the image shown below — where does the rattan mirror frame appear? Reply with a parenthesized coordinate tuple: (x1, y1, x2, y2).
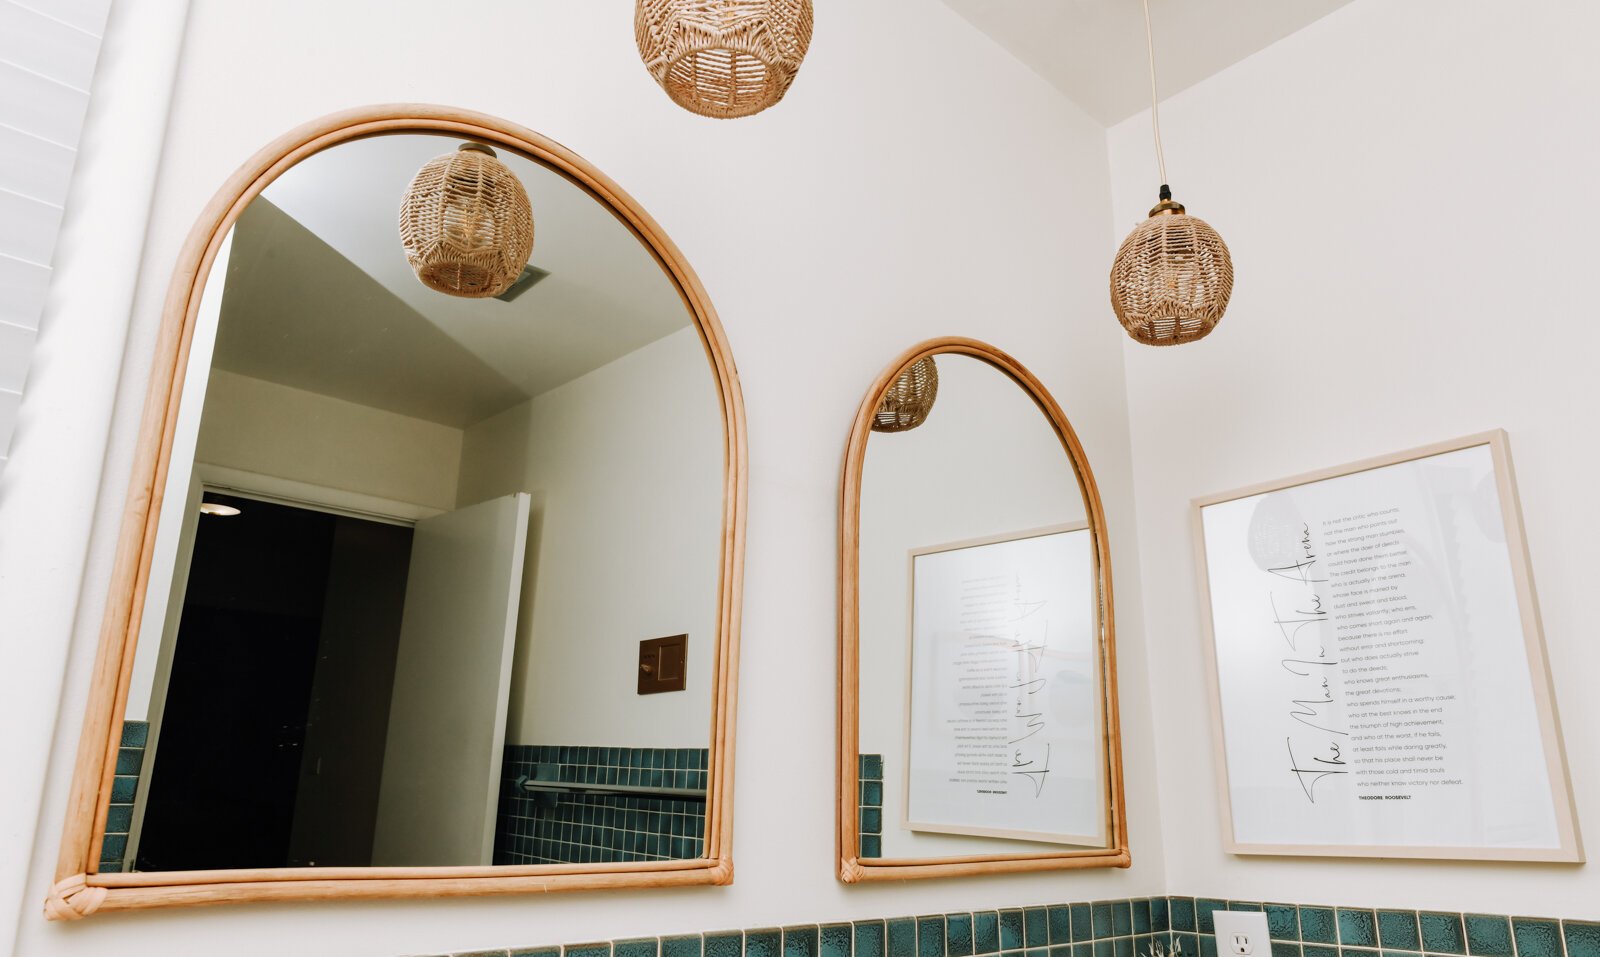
(836, 338, 1128, 882)
(48, 105, 748, 919)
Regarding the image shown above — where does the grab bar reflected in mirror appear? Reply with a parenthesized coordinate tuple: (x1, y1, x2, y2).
(514, 775, 707, 802)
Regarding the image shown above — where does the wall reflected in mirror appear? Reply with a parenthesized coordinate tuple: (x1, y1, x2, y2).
(108, 133, 726, 873)
(854, 353, 1110, 861)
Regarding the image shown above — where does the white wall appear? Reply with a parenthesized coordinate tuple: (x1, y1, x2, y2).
(457, 327, 722, 750)
(195, 370, 464, 512)
(10, 1, 1161, 955)
(858, 354, 1092, 857)
(1107, 0, 1600, 917)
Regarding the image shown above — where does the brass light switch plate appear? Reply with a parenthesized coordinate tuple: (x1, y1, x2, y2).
(638, 634, 687, 694)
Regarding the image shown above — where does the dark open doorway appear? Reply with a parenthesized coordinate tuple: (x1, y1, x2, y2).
(134, 492, 413, 871)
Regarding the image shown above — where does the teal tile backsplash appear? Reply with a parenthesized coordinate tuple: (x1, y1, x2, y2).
(496, 744, 708, 865)
(1465, 915, 1514, 957)
(1564, 923, 1600, 957)
(408, 897, 1600, 957)
(782, 927, 818, 957)
(1419, 914, 1466, 955)
(858, 754, 883, 859)
(99, 719, 147, 873)
(1379, 910, 1422, 951)
(1513, 921, 1564, 957)
(1339, 909, 1379, 949)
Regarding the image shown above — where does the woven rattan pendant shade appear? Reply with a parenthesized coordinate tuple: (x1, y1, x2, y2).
(399, 143, 534, 298)
(635, 0, 814, 119)
(1110, 199, 1234, 346)
(872, 357, 938, 433)
(1110, 0, 1235, 346)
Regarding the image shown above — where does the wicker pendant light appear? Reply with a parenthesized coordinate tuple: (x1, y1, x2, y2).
(399, 143, 534, 299)
(635, 0, 814, 119)
(1109, 0, 1234, 346)
(872, 357, 938, 433)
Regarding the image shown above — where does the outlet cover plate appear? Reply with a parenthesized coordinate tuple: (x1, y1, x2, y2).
(1213, 912, 1271, 957)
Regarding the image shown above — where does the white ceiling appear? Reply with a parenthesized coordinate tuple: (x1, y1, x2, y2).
(218, 133, 689, 428)
(214, 198, 531, 428)
(938, 0, 1356, 125)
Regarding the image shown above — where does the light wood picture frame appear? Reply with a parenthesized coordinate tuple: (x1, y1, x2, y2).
(900, 523, 1107, 848)
(48, 105, 748, 919)
(837, 338, 1130, 883)
(1196, 432, 1580, 864)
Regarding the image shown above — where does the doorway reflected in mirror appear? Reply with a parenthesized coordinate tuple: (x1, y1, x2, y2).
(108, 132, 726, 873)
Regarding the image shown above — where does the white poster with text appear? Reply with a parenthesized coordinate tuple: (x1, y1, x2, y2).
(905, 526, 1105, 846)
(1198, 442, 1570, 855)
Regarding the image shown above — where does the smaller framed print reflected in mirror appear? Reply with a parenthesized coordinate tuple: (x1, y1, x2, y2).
(903, 524, 1105, 848)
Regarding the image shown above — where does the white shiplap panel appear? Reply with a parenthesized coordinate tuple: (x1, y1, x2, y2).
(0, 189, 63, 265)
(0, 255, 51, 329)
(0, 123, 77, 200)
(0, 322, 38, 392)
(0, 61, 90, 147)
(10, 0, 109, 37)
(0, 0, 113, 471)
(0, 2, 101, 91)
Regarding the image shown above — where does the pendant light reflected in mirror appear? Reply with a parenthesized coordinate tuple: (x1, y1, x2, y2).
(1110, 0, 1234, 346)
(635, 0, 814, 119)
(872, 356, 939, 433)
(399, 142, 535, 298)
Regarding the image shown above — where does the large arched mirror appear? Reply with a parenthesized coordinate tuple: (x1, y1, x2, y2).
(50, 107, 745, 919)
(837, 338, 1127, 881)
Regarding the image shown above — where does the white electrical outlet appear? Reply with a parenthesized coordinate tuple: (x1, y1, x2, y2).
(1213, 912, 1271, 957)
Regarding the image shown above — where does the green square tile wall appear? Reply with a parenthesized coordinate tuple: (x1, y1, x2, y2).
(405, 897, 1600, 957)
(858, 754, 883, 859)
(98, 720, 148, 873)
(495, 744, 709, 865)
(1155, 899, 1599, 957)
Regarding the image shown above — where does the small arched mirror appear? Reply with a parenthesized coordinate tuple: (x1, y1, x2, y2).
(51, 108, 745, 918)
(838, 338, 1127, 881)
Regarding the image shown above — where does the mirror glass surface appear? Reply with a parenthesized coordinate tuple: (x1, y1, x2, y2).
(854, 353, 1111, 861)
(108, 132, 725, 873)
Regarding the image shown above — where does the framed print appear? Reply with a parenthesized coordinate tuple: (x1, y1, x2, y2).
(1192, 430, 1581, 861)
(903, 523, 1106, 847)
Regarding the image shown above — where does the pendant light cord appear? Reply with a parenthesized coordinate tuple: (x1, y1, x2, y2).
(1142, 0, 1170, 198)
